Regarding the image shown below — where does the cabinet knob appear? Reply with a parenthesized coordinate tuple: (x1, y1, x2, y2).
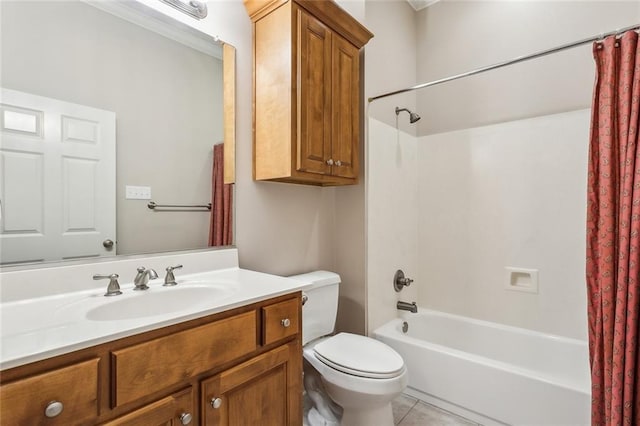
(179, 412, 193, 425)
(335, 160, 342, 166)
(210, 397, 222, 409)
(44, 400, 64, 418)
(281, 318, 291, 327)
(326, 159, 334, 166)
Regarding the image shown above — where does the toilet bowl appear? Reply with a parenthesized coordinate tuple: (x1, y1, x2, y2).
(290, 271, 407, 426)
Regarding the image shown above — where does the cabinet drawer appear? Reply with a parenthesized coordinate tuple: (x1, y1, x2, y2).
(103, 387, 194, 426)
(262, 297, 299, 346)
(0, 358, 99, 425)
(112, 311, 256, 407)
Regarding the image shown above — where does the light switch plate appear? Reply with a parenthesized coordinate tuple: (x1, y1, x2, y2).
(125, 185, 151, 200)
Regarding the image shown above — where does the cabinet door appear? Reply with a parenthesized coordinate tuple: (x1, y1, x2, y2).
(103, 387, 194, 426)
(331, 34, 360, 179)
(297, 9, 332, 175)
(202, 343, 301, 426)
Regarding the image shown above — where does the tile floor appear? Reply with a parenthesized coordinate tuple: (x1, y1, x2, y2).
(392, 394, 480, 426)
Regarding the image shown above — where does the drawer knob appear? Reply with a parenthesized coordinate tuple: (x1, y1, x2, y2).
(210, 397, 222, 409)
(179, 412, 193, 425)
(44, 400, 64, 418)
(281, 318, 291, 328)
(326, 159, 334, 166)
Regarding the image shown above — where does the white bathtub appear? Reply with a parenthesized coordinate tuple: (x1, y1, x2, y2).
(373, 309, 590, 426)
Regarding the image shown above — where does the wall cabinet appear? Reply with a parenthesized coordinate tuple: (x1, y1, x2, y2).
(0, 293, 302, 425)
(245, 0, 373, 186)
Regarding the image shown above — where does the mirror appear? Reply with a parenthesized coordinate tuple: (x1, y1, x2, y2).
(0, 0, 235, 267)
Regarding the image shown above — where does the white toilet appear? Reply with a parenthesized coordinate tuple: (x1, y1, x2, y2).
(290, 271, 408, 426)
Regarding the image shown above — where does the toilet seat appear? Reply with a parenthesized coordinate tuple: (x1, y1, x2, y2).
(313, 333, 405, 379)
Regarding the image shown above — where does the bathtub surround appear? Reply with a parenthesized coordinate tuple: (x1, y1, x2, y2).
(586, 31, 640, 426)
(367, 110, 590, 339)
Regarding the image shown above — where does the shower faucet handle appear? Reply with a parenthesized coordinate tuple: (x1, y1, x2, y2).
(393, 269, 414, 292)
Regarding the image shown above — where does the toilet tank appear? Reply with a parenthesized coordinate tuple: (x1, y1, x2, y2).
(288, 271, 340, 345)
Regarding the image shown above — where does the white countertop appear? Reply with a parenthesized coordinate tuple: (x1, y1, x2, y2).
(0, 249, 312, 370)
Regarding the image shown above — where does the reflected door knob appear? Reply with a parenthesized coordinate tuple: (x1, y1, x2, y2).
(103, 239, 114, 249)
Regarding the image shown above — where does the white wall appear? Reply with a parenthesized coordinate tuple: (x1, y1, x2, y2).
(364, 0, 419, 333)
(416, 1, 640, 136)
(367, 118, 419, 333)
(419, 110, 590, 339)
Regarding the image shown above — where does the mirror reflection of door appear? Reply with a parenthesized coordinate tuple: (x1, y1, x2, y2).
(0, 88, 116, 264)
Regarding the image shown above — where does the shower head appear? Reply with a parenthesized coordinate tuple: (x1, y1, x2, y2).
(395, 107, 421, 124)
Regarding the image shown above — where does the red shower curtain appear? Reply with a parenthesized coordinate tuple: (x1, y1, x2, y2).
(209, 143, 233, 246)
(586, 30, 640, 426)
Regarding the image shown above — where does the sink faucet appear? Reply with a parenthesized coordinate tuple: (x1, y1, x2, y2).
(397, 301, 418, 313)
(93, 273, 122, 297)
(163, 264, 183, 286)
(133, 267, 158, 290)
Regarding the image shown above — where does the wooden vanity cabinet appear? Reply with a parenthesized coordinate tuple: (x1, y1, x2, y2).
(245, 0, 373, 186)
(0, 293, 302, 426)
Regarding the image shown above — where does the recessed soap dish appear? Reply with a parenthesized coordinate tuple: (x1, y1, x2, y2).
(505, 267, 538, 293)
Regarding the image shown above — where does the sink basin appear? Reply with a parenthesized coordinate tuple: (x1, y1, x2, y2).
(86, 286, 232, 321)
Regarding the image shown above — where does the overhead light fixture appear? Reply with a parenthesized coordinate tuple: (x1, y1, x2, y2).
(158, 0, 208, 20)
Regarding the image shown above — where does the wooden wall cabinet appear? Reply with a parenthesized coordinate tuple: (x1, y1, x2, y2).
(245, 0, 373, 186)
(0, 293, 302, 426)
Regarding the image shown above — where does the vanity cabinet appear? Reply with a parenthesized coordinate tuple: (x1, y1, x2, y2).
(245, 0, 373, 186)
(0, 293, 302, 426)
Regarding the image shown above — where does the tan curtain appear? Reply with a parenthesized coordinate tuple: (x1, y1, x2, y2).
(209, 143, 233, 246)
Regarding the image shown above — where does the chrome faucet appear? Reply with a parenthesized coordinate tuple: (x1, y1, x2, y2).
(397, 301, 418, 313)
(163, 264, 183, 286)
(93, 273, 122, 297)
(133, 267, 158, 290)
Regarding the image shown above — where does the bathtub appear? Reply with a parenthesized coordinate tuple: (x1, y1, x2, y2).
(373, 309, 590, 426)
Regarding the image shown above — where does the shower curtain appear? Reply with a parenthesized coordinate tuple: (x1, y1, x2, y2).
(209, 143, 233, 246)
(586, 30, 640, 426)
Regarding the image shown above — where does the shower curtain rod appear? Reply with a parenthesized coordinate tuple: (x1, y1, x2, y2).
(368, 23, 640, 102)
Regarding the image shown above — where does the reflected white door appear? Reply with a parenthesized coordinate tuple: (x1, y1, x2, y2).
(0, 88, 116, 264)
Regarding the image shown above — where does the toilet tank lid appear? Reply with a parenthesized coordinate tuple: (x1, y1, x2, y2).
(288, 270, 340, 287)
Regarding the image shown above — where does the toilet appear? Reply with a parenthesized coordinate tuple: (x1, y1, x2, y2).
(290, 271, 408, 426)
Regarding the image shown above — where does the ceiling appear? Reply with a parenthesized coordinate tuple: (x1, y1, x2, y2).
(406, 0, 441, 12)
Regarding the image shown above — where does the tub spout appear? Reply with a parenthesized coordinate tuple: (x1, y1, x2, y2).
(397, 301, 417, 313)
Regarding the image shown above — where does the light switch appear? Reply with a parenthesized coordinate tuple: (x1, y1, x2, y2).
(125, 185, 151, 200)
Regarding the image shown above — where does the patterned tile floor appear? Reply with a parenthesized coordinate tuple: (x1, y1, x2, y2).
(392, 394, 480, 426)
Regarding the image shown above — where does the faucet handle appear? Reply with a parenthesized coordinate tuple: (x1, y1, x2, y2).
(93, 273, 122, 297)
(393, 269, 414, 292)
(164, 264, 183, 286)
